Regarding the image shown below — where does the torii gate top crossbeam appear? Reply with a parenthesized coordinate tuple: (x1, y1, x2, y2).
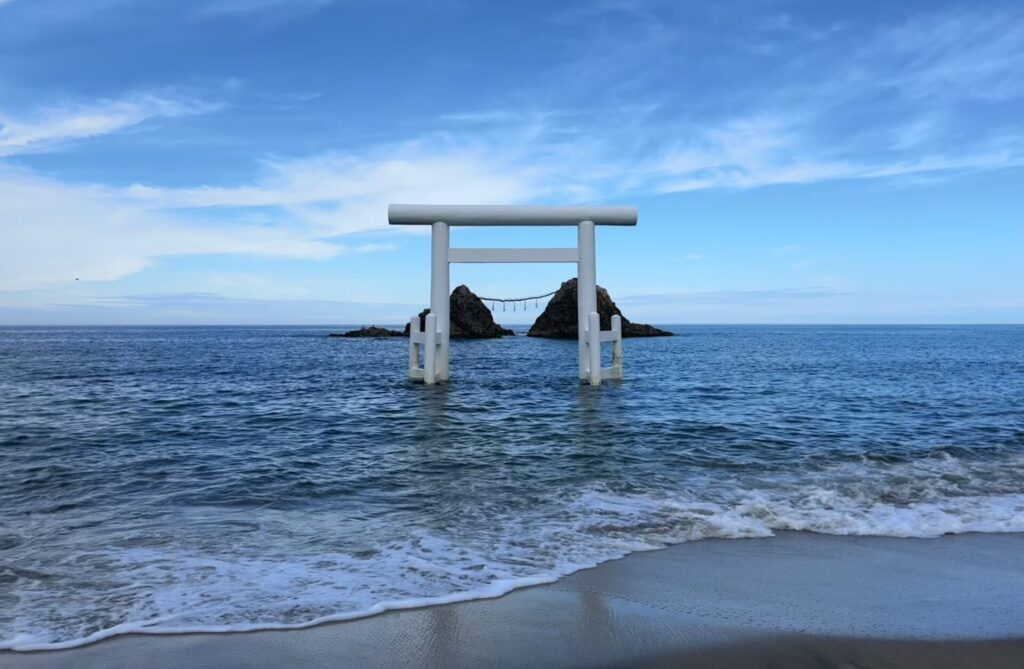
(388, 204, 637, 227)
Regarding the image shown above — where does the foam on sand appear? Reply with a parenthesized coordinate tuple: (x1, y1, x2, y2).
(2, 532, 1023, 668)
(4, 452, 1024, 650)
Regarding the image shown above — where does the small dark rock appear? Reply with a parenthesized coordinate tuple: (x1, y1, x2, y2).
(527, 278, 672, 338)
(330, 326, 404, 338)
(403, 285, 514, 339)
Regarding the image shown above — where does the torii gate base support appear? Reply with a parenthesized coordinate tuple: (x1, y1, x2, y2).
(392, 205, 635, 386)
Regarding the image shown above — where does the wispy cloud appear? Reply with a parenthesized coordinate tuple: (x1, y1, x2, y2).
(440, 110, 519, 124)
(119, 143, 545, 238)
(527, 5, 1024, 192)
(0, 133, 549, 290)
(0, 3, 1021, 303)
(0, 91, 221, 156)
(637, 117, 1022, 194)
(194, 0, 333, 19)
(869, 10, 1024, 102)
(3, 94, 1019, 292)
(411, 8, 1024, 198)
(0, 166, 339, 290)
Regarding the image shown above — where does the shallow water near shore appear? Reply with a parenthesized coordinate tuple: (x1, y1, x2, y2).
(1, 325, 1022, 650)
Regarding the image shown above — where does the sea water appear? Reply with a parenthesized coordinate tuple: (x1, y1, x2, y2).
(1, 325, 1021, 649)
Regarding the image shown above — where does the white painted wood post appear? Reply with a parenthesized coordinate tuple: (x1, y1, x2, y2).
(611, 314, 623, 379)
(430, 221, 450, 381)
(409, 316, 420, 376)
(424, 312, 437, 385)
(588, 311, 601, 386)
(577, 220, 597, 381)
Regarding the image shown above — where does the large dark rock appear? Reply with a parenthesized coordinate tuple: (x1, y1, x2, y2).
(527, 278, 672, 338)
(403, 285, 514, 338)
(330, 326, 404, 338)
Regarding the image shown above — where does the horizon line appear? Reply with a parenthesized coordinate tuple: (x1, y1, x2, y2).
(1, 323, 1021, 328)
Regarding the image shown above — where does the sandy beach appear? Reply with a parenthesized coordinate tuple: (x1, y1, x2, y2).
(3, 531, 1022, 669)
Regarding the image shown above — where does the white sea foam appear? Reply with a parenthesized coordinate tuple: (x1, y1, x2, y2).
(4, 455, 1024, 651)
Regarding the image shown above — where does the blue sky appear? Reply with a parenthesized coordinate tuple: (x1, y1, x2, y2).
(0, 0, 1021, 324)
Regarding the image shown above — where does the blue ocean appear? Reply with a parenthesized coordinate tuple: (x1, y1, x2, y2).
(1, 325, 1022, 650)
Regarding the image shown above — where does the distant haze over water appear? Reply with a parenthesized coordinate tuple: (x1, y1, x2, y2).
(1, 325, 1022, 649)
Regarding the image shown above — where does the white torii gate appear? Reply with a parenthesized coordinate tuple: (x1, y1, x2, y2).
(388, 204, 638, 386)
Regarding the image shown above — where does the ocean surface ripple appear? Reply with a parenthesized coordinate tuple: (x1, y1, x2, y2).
(1, 325, 1022, 649)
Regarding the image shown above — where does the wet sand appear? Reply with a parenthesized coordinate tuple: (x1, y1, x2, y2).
(3, 531, 1023, 669)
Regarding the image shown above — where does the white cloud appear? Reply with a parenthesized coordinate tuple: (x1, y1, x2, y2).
(0, 92, 220, 156)
(0, 137, 553, 290)
(1, 5, 1021, 300)
(0, 167, 338, 290)
(350, 243, 397, 254)
(118, 145, 546, 242)
(129, 148, 536, 209)
(5, 101, 1019, 293)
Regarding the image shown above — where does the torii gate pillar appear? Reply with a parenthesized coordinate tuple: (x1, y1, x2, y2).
(577, 219, 597, 382)
(391, 204, 637, 386)
(430, 221, 451, 381)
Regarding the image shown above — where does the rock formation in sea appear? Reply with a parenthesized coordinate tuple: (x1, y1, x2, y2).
(330, 326, 404, 338)
(404, 284, 514, 339)
(527, 278, 672, 338)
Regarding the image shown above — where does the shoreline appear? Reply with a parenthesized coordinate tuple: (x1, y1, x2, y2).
(3, 531, 1023, 668)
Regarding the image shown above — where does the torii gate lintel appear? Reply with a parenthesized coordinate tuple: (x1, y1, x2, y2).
(388, 204, 638, 386)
